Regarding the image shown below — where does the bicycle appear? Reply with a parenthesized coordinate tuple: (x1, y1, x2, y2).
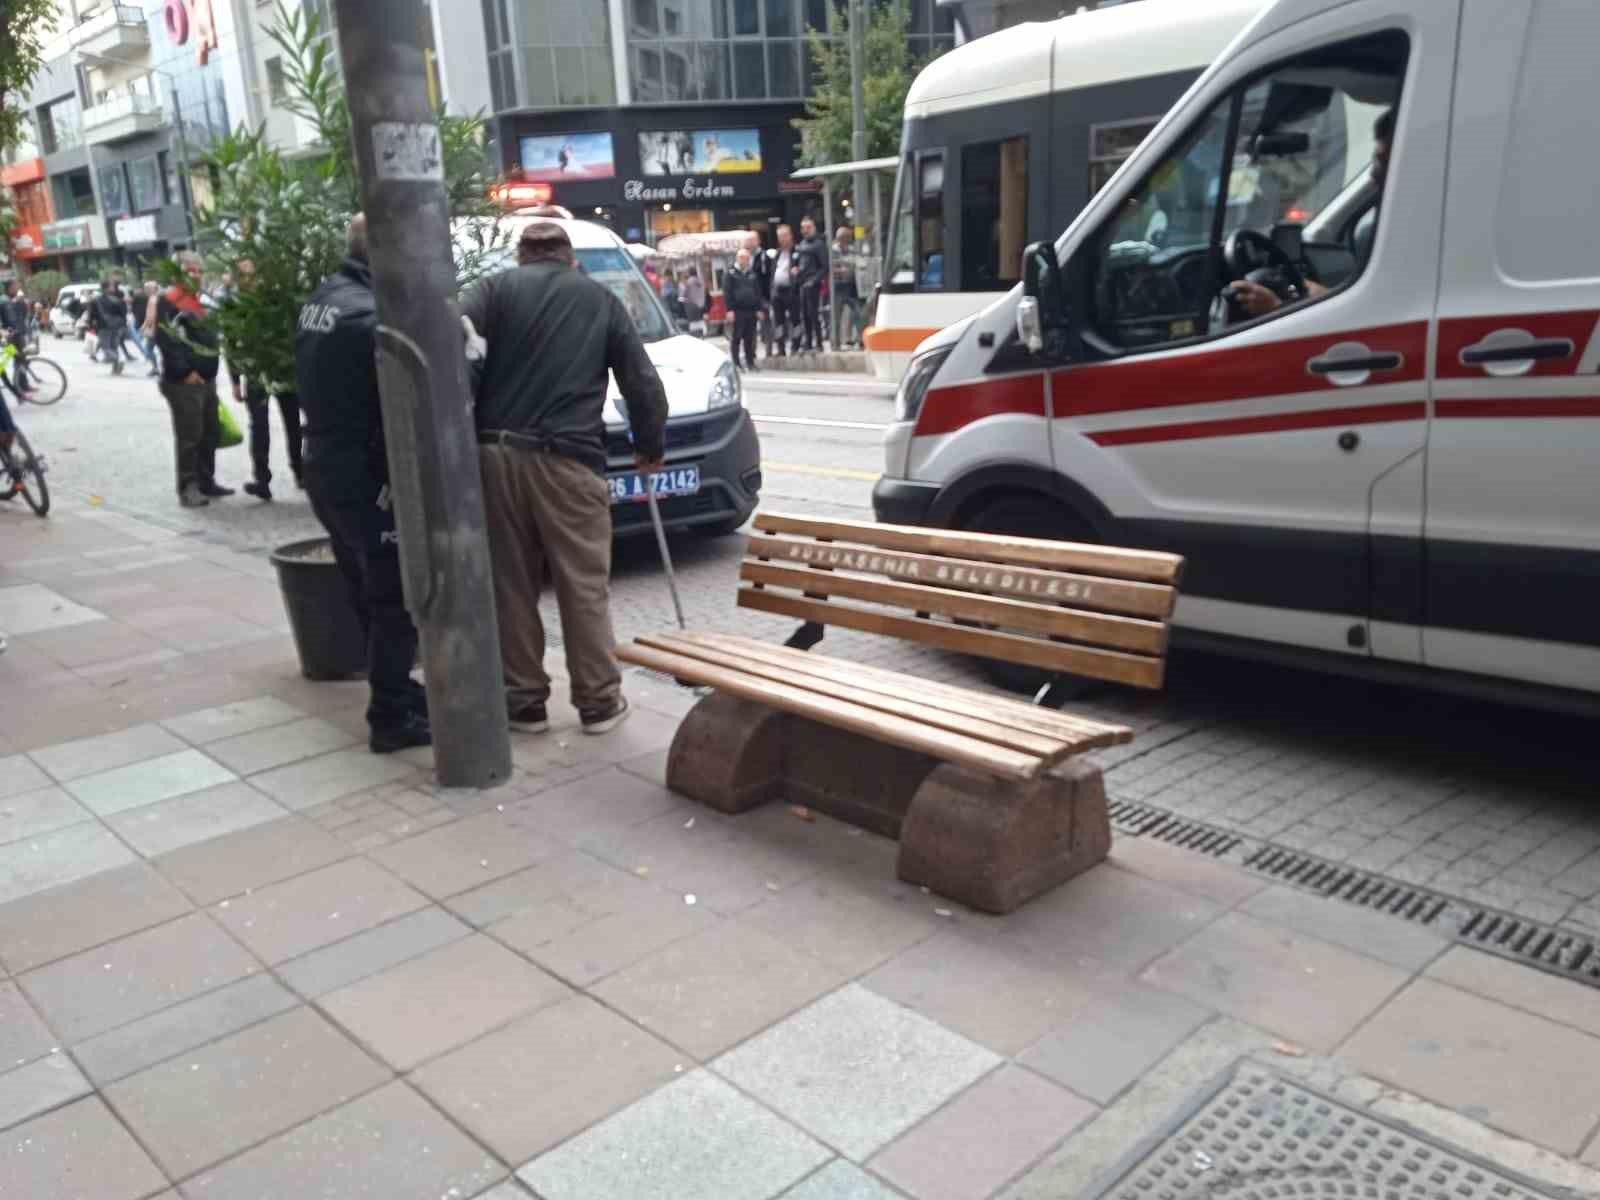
(0, 337, 67, 406)
(0, 344, 50, 517)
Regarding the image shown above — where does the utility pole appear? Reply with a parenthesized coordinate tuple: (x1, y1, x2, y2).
(331, 0, 511, 790)
(848, 0, 869, 241)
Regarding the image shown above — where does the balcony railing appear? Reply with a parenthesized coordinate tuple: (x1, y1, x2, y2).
(82, 92, 167, 144)
(69, 5, 151, 57)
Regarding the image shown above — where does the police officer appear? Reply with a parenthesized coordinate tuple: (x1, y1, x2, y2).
(293, 214, 429, 754)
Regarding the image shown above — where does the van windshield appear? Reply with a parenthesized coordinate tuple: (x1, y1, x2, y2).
(574, 247, 674, 343)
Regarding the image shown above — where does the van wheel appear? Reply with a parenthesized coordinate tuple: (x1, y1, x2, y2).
(959, 494, 1100, 697)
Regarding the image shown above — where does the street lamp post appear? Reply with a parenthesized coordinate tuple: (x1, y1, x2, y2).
(330, 0, 511, 790)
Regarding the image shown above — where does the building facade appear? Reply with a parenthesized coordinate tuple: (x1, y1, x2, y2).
(4, 0, 259, 282)
(478, 0, 955, 247)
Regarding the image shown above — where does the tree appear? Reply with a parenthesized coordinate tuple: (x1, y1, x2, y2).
(23, 268, 66, 305)
(793, 1, 940, 168)
(0, 0, 55, 155)
(185, 1, 502, 393)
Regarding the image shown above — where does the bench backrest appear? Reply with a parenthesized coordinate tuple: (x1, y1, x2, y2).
(740, 512, 1185, 689)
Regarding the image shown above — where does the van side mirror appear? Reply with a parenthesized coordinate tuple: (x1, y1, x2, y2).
(1018, 240, 1069, 356)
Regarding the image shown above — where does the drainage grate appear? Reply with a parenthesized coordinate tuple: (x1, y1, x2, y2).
(1109, 799, 1600, 991)
(1081, 1061, 1563, 1200)
(1458, 909, 1600, 988)
(1242, 845, 1451, 925)
(1107, 800, 1247, 858)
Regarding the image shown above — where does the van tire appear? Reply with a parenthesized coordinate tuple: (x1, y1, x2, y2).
(958, 493, 1101, 697)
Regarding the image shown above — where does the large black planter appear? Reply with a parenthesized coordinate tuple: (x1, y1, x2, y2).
(272, 537, 367, 681)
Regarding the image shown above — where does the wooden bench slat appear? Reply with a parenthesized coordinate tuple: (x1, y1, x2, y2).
(635, 633, 1086, 761)
(617, 642, 1045, 780)
(754, 512, 1184, 586)
(740, 560, 1168, 655)
(746, 533, 1177, 619)
(671, 631, 1133, 748)
(739, 588, 1167, 690)
(684, 632, 1129, 741)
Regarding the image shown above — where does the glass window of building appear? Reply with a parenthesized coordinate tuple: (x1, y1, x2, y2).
(128, 157, 163, 212)
(37, 98, 84, 155)
(494, 0, 617, 108)
(52, 170, 97, 218)
(99, 164, 131, 218)
(625, 0, 950, 104)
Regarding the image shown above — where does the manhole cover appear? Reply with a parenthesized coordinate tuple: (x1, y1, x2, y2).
(1083, 1061, 1562, 1199)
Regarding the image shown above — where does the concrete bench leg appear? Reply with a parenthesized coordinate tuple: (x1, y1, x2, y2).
(898, 759, 1112, 914)
(665, 690, 790, 814)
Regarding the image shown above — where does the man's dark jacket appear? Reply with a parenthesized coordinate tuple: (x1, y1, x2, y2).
(95, 290, 127, 330)
(795, 232, 828, 288)
(460, 257, 668, 472)
(723, 266, 764, 314)
(154, 284, 220, 383)
(0, 295, 28, 337)
(293, 257, 387, 478)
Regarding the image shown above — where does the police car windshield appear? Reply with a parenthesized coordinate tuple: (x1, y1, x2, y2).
(574, 247, 673, 343)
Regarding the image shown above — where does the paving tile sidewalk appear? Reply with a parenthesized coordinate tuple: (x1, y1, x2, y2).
(3, 499, 1600, 1199)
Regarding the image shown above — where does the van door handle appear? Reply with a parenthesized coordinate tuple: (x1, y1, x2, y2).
(1460, 337, 1573, 366)
(1307, 351, 1403, 375)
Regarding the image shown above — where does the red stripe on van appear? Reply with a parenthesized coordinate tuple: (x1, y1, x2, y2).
(1087, 401, 1425, 447)
(1053, 322, 1428, 418)
(914, 373, 1046, 437)
(1435, 311, 1600, 379)
(1436, 396, 1600, 419)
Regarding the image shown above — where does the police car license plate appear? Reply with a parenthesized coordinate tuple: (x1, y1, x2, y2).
(609, 465, 700, 504)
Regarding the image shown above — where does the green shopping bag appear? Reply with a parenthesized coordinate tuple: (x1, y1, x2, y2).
(217, 397, 244, 449)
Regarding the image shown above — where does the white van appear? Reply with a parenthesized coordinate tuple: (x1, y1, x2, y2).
(467, 214, 761, 537)
(874, 0, 1600, 712)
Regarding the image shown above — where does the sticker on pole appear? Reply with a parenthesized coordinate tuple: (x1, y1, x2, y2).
(372, 122, 443, 182)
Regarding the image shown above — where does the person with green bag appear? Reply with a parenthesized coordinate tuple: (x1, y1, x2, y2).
(153, 252, 235, 508)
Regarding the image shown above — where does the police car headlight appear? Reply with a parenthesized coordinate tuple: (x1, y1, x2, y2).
(894, 346, 951, 424)
(708, 361, 741, 410)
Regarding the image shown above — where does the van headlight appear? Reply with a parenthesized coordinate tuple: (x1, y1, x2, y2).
(708, 361, 742, 410)
(894, 346, 951, 424)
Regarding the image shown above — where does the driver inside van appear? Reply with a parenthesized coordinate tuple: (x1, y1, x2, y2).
(1228, 107, 1393, 317)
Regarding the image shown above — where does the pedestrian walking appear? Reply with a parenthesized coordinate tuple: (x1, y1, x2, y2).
(293, 215, 429, 754)
(461, 221, 669, 736)
(154, 252, 234, 507)
(681, 266, 706, 333)
(94, 279, 129, 375)
(795, 216, 828, 353)
(128, 282, 161, 376)
(770, 223, 801, 356)
(831, 226, 864, 349)
(723, 247, 764, 371)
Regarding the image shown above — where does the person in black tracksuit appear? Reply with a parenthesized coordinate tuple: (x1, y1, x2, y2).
(95, 281, 129, 374)
(794, 216, 829, 353)
(722, 247, 764, 371)
(293, 216, 427, 754)
(0, 283, 30, 397)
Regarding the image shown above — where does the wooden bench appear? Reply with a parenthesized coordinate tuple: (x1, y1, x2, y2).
(617, 512, 1184, 913)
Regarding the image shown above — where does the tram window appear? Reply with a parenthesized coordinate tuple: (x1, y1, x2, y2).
(918, 153, 945, 290)
(961, 136, 1027, 291)
(887, 158, 917, 288)
(1088, 116, 1161, 197)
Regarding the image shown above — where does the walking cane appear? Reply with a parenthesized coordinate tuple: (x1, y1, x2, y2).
(645, 476, 687, 631)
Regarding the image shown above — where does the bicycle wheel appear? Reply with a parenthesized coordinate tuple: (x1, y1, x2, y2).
(8, 430, 49, 517)
(21, 357, 66, 405)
